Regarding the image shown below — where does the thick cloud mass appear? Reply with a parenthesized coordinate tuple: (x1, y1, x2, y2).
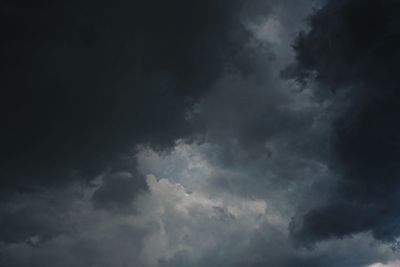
(1, 144, 397, 267)
(0, 0, 269, 190)
(2, 0, 400, 266)
(285, 0, 400, 245)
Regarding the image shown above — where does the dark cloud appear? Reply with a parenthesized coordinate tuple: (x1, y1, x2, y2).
(3, 0, 400, 266)
(284, 0, 400, 245)
(0, 188, 79, 245)
(92, 172, 146, 213)
(0, 0, 281, 264)
(0, 173, 394, 267)
(188, 0, 330, 210)
(0, 0, 270, 190)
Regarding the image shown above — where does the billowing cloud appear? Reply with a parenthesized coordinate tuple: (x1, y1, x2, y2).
(1, 143, 397, 267)
(284, 0, 400, 246)
(0, 0, 273, 191)
(2, 0, 400, 266)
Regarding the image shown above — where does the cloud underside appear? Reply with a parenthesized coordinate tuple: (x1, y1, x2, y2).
(1, 0, 400, 267)
(0, 143, 396, 267)
(285, 0, 400, 246)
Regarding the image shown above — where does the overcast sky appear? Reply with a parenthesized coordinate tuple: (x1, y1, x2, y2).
(1, 0, 400, 266)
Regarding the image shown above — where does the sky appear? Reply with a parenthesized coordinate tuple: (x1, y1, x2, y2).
(1, 0, 400, 266)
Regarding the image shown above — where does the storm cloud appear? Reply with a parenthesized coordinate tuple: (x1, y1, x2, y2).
(0, 0, 272, 190)
(285, 0, 400, 246)
(1, 0, 400, 266)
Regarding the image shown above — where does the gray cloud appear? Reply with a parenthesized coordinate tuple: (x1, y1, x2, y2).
(91, 172, 147, 213)
(0, 170, 396, 267)
(283, 0, 400, 246)
(0, 0, 272, 191)
(2, 0, 400, 266)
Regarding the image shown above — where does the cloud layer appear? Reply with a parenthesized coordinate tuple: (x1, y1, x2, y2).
(1, 142, 397, 267)
(2, 0, 400, 266)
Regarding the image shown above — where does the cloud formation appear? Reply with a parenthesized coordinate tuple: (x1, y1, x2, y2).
(0, 0, 272, 190)
(1, 143, 397, 267)
(2, 0, 400, 266)
(285, 0, 400, 245)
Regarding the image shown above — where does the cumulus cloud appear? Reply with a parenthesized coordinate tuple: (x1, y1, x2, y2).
(2, 0, 400, 266)
(1, 144, 397, 267)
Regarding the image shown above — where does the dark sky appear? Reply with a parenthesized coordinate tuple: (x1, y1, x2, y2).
(1, 1, 400, 267)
